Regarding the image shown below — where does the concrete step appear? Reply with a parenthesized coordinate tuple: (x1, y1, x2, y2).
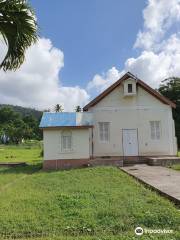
(124, 159, 147, 165)
(123, 162, 146, 167)
(146, 156, 180, 166)
(90, 159, 123, 167)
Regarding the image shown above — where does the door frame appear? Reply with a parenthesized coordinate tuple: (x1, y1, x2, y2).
(122, 128, 139, 157)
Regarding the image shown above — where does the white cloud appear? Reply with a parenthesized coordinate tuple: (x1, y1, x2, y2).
(87, 67, 124, 94)
(134, 0, 180, 50)
(88, 0, 180, 93)
(125, 33, 180, 87)
(1, 0, 180, 110)
(0, 38, 90, 111)
(125, 51, 171, 87)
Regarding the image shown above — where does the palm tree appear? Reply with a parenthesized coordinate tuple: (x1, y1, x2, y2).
(54, 104, 64, 112)
(0, 0, 38, 71)
(75, 106, 82, 112)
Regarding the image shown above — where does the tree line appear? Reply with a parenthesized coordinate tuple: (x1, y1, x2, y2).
(159, 77, 180, 147)
(0, 107, 42, 144)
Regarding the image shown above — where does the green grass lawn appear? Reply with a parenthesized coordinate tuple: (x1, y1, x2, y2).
(0, 141, 42, 164)
(0, 142, 42, 188)
(0, 166, 179, 240)
(171, 164, 180, 171)
(0, 145, 179, 239)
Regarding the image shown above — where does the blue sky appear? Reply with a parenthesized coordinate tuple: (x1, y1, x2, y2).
(0, 0, 180, 110)
(30, 0, 146, 88)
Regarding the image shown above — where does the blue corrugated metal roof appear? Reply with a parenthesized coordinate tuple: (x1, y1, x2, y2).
(39, 112, 76, 128)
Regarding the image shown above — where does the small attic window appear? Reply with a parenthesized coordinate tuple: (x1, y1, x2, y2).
(123, 78, 136, 96)
(128, 84, 133, 93)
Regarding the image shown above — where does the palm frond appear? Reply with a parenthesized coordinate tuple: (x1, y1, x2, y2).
(0, 0, 38, 71)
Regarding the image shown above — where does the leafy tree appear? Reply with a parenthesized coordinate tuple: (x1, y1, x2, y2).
(159, 77, 180, 147)
(75, 106, 82, 112)
(54, 104, 64, 112)
(23, 115, 38, 129)
(23, 114, 42, 139)
(1, 120, 28, 144)
(0, 107, 21, 124)
(0, 107, 42, 143)
(0, 0, 38, 71)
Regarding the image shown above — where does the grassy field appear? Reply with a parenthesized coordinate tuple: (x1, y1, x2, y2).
(0, 145, 179, 239)
(171, 164, 180, 171)
(0, 141, 42, 164)
(0, 142, 42, 190)
(0, 165, 179, 240)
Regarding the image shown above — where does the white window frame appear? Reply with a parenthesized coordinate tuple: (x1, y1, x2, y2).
(98, 122, 110, 143)
(61, 130, 73, 152)
(150, 121, 161, 140)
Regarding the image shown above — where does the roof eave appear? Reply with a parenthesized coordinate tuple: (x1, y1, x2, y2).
(40, 125, 94, 130)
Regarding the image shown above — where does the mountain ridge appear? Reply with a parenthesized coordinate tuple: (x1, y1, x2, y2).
(0, 104, 43, 120)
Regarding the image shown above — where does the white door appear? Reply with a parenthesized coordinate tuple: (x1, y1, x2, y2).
(122, 129, 138, 156)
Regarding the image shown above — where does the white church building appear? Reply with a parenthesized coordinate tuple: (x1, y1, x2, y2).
(40, 72, 177, 170)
